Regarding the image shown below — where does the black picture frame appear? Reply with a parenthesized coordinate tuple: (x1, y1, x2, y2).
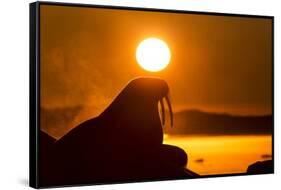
(30, 1, 274, 188)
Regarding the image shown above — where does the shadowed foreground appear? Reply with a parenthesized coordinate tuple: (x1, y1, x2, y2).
(247, 160, 273, 174)
(39, 78, 198, 186)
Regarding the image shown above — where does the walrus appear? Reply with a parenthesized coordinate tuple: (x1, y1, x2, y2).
(42, 77, 188, 185)
(56, 77, 174, 151)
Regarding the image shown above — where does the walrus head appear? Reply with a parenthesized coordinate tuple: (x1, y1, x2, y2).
(102, 77, 173, 126)
(123, 77, 173, 128)
(99, 77, 173, 146)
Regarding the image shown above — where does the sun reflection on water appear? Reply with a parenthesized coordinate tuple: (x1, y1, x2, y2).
(164, 134, 272, 175)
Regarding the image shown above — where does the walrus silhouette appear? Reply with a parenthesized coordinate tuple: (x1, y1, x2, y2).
(56, 78, 174, 151)
(43, 77, 189, 185)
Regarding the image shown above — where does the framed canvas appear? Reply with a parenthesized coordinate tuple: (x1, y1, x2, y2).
(29, 1, 274, 188)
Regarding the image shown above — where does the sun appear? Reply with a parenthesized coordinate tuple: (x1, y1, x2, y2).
(136, 38, 171, 72)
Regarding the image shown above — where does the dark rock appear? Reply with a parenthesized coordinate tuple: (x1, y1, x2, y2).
(194, 158, 204, 163)
(247, 160, 273, 174)
(261, 154, 272, 159)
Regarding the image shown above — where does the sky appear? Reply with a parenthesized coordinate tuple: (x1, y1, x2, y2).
(40, 4, 273, 117)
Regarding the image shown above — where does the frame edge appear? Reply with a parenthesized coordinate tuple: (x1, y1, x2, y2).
(29, 1, 39, 188)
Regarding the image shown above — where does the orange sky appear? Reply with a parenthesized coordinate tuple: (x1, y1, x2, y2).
(40, 4, 272, 116)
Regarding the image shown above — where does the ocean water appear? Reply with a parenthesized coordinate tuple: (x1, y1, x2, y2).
(163, 134, 272, 175)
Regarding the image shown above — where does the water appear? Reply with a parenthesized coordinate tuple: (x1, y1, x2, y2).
(163, 134, 272, 175)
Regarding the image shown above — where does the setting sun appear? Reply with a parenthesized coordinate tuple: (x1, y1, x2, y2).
(136, 38, 171, 72)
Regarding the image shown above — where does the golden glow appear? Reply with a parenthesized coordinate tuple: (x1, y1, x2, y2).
(164, 135, 272, 175)
(136, 38, 171, 72)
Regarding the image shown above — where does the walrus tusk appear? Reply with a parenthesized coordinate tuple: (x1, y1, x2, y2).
(159, 98, 165, 126)
(164, 94, 173, 128)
